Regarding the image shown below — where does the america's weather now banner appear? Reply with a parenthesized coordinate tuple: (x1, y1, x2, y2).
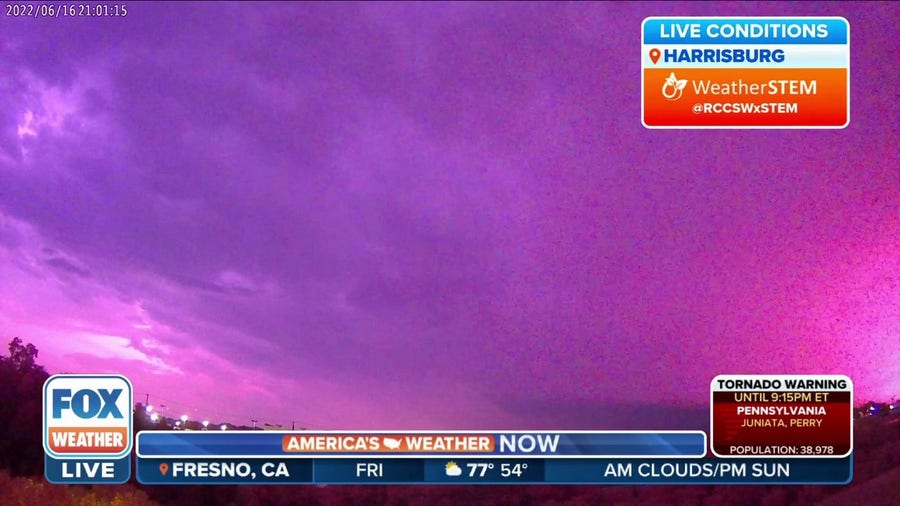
(136, 430, 707, 458)
(641, 17, 850, 128)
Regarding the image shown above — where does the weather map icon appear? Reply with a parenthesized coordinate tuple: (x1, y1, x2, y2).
(445, 461, 462, 477)
(382, 437, 402, 450)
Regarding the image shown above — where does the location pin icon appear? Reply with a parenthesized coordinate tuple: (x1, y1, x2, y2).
(649, 48, 661, 64)
(159, 463, 169, 476)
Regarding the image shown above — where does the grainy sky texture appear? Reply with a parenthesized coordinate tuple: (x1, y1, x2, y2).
(0, 2, 897, 429)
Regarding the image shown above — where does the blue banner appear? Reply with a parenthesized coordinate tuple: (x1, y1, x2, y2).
(137, 458, 311, 484)
(642, 18, 849, 45)
(45, 455, 131, 484)
(543, 456, 852, 484)
(136, 456, 852, 485)
(136, 430, 707, 458)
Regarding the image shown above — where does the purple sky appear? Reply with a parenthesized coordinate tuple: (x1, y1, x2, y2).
(0, 2, 897, 430)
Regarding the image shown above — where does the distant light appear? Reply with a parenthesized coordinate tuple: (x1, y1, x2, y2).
(891, 404, 896, 410)
(175, 421, 181, 427)
(181, 415, 189, 422)
(221, 424, 228, 431)
(202, 420, 209, 428)
(150, 413, 159, 422)
(146, 405, 153, 413)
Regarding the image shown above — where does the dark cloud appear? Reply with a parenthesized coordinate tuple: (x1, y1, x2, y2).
(44, 256, 91, 278)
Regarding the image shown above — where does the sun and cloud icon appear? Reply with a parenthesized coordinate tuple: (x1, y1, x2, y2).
(445, 461, 463, 477)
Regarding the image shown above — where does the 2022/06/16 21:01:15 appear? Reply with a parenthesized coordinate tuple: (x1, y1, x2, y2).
(4, 3, 128, 18)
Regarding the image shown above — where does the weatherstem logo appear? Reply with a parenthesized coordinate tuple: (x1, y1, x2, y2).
(662, 72, 688, 101)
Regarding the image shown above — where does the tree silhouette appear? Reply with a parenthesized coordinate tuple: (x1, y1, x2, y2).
(5, 338, 40, 372)
(0, 337, 49, 475)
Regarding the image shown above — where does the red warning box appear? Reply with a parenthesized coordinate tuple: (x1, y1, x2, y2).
(711, 375, 852, 458)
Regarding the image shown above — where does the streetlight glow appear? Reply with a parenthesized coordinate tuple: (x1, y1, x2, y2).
(181, 414, 189, 422)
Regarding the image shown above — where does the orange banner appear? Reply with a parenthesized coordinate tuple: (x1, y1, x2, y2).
(643, 68, 848, 127)
(47, 427, 129, 453)
(282, 434, 496, 453)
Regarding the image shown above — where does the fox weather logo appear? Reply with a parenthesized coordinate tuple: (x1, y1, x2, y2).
(43, 374, 133, 459)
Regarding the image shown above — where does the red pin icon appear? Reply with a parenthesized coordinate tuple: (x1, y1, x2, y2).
(159, 463, 169, 476)
(649, 48, 661, 64)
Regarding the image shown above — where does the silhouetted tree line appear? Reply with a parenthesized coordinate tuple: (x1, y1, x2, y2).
(0, 337, 48, 476)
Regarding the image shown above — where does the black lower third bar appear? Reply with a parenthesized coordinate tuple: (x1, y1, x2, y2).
(136, 456, 852, 485)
